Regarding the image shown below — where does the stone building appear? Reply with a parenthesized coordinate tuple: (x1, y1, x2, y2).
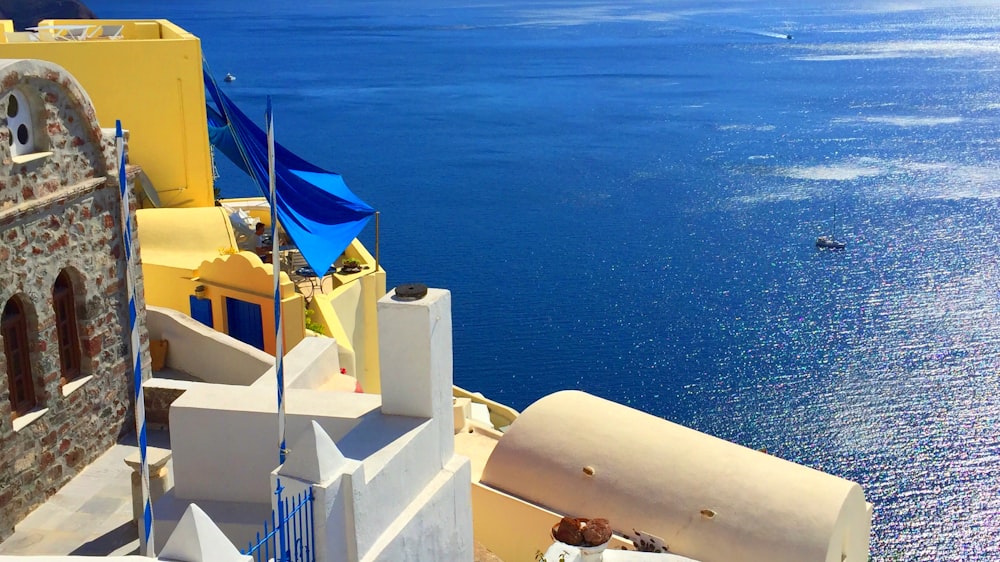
(0, 58, 149, 541)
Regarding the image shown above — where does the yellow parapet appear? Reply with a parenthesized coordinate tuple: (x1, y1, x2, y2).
(0, 19, 215, 208)
(195, 252, 306, 356)
(137, 207, 239, 271)
(308, 239, 386, 391)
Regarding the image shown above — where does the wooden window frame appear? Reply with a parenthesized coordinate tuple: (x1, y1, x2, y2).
(53, 272, 82, 385)
(3, 298, 36, 418)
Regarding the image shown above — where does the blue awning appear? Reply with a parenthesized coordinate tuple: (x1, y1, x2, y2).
(205, 69, 374, 275)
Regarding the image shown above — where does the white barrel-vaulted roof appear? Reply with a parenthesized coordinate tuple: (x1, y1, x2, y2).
(481, 390, 870, 562)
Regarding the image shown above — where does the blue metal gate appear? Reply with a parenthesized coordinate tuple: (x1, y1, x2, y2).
(243, 479, 315, 562)
(225, 297, 265, 350)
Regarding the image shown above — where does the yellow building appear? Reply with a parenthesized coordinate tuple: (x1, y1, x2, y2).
(0, 19, 214, 208)
(0, 19, 384, 381)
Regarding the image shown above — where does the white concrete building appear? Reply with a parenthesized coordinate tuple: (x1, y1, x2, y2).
(154, 287, 473, 561)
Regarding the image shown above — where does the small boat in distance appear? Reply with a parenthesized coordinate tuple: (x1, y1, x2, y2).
(815, 235, 846, 250)
(224, 72, 236, 82)
(816, 203, 846, 249)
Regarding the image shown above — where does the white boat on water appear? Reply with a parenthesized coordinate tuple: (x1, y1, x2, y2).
(224, 72, 236, 82)
(816, 235, 846, 249)
(816, 204, 846, 249)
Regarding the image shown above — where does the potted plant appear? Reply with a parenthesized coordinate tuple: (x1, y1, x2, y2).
(550, 516, 612, 561)
(340, 257, 362, 274)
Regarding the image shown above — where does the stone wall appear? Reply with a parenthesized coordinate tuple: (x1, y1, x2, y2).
(144, 383, 186, 429)
(0, 60, 150, 542)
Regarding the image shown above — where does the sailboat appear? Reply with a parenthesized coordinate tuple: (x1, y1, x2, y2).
(816, 235, 845, 249)
(816, 204, 846, 250)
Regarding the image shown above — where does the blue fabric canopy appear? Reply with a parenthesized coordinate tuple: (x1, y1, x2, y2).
(204, 69, 374, 275)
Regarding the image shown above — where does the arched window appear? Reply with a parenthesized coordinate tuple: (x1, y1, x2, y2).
(2, 298, 36, 418)
(53, 272, 82, 384)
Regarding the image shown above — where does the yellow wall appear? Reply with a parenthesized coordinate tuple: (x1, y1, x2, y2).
(307, 238, 385, 392)
(345, 238, 384, 392)
(136, 206, 238, 318)
(137, 207, 239, 270)
(357, 269, 385, 391)
(471, 483, 630, 562)
(142, 263, 201, 314)
(0, 19, 214, 208)
(310, 291, 356, 374)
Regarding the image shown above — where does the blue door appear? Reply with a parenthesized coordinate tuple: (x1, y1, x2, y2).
(189, 296, 214, 327)
(225, 297, 265, 351)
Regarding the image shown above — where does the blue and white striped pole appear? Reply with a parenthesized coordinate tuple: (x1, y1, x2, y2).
(116, 121, 153, 555)
(266, 98, 287, 465)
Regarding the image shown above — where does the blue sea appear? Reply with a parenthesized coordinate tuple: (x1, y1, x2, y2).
(88, 1, 1000, 559)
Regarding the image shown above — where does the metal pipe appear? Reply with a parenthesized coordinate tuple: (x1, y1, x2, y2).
(375, 211, 381, 273)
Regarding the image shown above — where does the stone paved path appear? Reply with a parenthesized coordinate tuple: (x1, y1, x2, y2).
(0, 430, 169, 557)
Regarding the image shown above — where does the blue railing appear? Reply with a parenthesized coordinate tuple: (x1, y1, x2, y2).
(243, 479, 315, 562)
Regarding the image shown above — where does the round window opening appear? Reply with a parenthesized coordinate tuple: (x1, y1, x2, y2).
(5, 90, 37, 156)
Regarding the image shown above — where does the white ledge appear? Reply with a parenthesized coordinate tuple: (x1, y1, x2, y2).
(11, 151, 53, 165)
(12, 407, 49, 432)
(62, 374, 94, 397)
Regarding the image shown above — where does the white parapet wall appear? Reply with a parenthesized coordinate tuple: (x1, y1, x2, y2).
(147, 305, 273, 385)
(251, 336, 347, 390)
(155, 385, 382, 551)
(361, 454, 473, 562)
(168, 385, 381, 504)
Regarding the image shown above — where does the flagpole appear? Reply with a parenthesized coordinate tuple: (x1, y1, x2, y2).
(267, 97, 287, 466)
(117, 121, 153, 555)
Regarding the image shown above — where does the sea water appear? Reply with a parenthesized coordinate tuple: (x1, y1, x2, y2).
(87, 1, 1000, 559)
